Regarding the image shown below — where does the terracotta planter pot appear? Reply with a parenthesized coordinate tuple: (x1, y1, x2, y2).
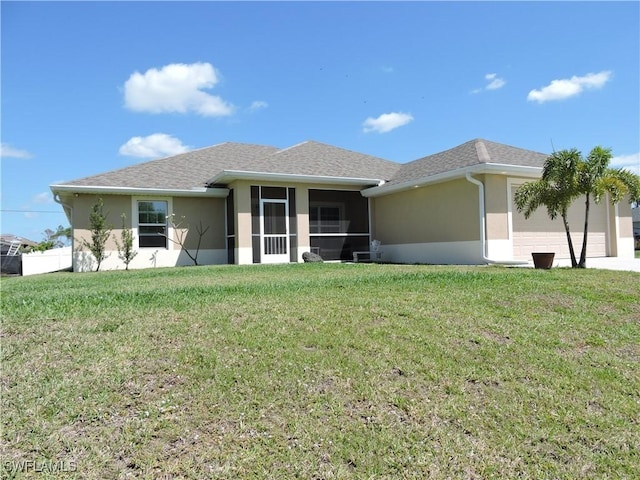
(532, 252, 555, 269)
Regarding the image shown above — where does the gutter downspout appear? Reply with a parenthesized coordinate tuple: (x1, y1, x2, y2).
(465, 173, 528, 265)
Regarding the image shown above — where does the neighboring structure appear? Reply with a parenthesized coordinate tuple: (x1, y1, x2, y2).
(0, 234, 38, 255)
(0, 234, 38, 275)
(50, 139, 636, 272)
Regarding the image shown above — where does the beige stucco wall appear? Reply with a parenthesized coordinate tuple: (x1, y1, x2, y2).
(483, 174, 509, 241)
(172, 197, 225, 249)
(68, 194, 225, 258)
(231, 181, 252, 251)
(72, 194, 130, 250)
(616, 198, 633, 238)
(372, 178, 480, 245)
(296, 187, 310, 250)
(611, 198, 635, 257)
(71, 193, 225, 252)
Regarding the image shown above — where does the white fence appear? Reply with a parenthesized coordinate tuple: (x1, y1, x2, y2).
(22, 246, 72, 276)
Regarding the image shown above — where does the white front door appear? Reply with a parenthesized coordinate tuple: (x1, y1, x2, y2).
(260, 199, 289, 263)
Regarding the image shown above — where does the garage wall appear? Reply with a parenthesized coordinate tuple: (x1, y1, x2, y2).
(508, 180, 607, 260)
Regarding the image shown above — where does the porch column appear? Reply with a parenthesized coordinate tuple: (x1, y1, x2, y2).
(233, 181, 253, 265)
(484, 175, 511, 260)
(296, 186, 310, 262)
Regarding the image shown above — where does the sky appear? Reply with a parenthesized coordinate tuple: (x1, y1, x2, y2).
(1, 1, 639, 242)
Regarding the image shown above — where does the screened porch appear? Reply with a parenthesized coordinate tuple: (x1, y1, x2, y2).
(308, 189, 370, 261)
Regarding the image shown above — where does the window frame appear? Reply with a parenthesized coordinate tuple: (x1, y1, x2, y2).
(132, 197, 173, 250)
(309, 202, 344, 234)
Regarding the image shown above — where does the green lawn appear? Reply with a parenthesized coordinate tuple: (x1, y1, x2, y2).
(2, 264, 639, 479)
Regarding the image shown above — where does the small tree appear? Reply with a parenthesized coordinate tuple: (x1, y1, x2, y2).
(31, 239, 57, 252)
(515, 147, 640, 268)
(80, 197, 112, 271)
(165, 214, 210, 266)
(115, 213, 137, 270)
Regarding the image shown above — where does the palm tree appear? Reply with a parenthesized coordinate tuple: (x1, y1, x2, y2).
(515, 147, 640, 268)
(51, 225, 72, 246)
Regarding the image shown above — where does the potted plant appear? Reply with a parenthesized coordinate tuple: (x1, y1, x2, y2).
(531, 252, 555, 269)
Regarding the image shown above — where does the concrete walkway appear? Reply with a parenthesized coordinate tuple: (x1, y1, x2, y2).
(537, 256, 640, 272)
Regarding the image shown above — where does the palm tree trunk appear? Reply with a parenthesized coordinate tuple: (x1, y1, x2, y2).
(561, 210, 578, 268)
(578, 194, 590, 268)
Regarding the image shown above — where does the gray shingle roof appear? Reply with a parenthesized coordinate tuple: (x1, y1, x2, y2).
(386, 138, 548, 186)
(0, 234, 38, 247)
(58, 143, 280, 190)
(248, 140, 401, 181)
(53, 138, 547, 193)
(56, 141, 399, 190)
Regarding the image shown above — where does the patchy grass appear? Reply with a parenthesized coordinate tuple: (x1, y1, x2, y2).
(1, 263, 639, 479)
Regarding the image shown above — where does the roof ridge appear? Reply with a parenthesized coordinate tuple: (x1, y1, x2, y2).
(474, 139, 491, 163)
(477, 138, 548, 156)
(270, 139, 397, 164)
(272, 140, 313, 155)
(404, 138, 477, 165)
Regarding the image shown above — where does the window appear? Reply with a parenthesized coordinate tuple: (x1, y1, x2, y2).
(138, 200, 168, 248)
(310, 205, 342, 233)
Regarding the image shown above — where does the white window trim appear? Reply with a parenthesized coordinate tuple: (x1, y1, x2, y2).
(309, 201, 344, 234)
(132, 197, 174, 250)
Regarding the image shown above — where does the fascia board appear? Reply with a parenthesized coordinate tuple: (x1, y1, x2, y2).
(50, 184, 230, 198)
(361, 163, 542, 198)
(208, 170, 385, 186)
(480, 163, 543, 177)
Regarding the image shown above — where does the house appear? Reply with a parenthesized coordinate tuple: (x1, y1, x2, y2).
(50, 139, 636, 272)
(0, 234, 38, 255)
(0, 234, 38, 275)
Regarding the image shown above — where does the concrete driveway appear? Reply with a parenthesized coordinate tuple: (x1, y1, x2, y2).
(544, 256, 640, 272)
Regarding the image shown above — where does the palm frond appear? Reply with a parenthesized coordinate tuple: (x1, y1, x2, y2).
(515, 180, 560, 219)
(609, 168, 640, 204)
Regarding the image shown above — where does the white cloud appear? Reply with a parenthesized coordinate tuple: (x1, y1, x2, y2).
(119, 133, 190, 159)
(249, 100, 268, 112)
(15, 193, 55, 220)
(33, 192, 54, 204)
(123, 62, 234, 116)
(472, 73, 506, 94)
(527, 70, 612, 103)
(485, 73, 506, 90)
(611, 152, 640, 176)
(1, 143, 32, 159)
(362, 112, 414, 134)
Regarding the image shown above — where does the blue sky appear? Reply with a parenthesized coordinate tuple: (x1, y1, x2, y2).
(2, 1, 639, 241)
